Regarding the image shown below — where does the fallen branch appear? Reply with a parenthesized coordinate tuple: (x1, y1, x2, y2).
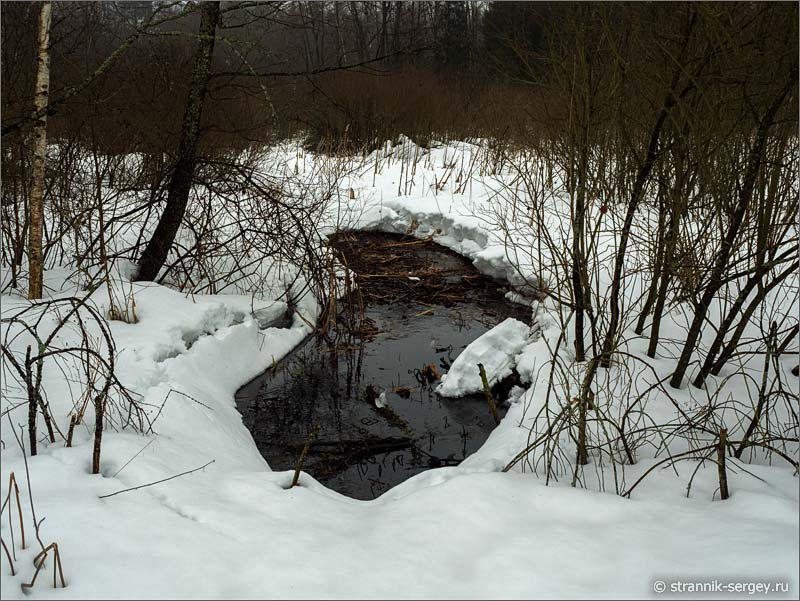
(99, 460, 215, 499)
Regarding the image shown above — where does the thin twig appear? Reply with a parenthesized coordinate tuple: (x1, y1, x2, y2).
(99, 460, 215, 499)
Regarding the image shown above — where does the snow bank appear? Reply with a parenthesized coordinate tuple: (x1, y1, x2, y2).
(437, 318, 531, 398)
(1, 137, 797, 600)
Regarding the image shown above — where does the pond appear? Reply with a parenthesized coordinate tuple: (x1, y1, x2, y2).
(235, 231, 530, 499)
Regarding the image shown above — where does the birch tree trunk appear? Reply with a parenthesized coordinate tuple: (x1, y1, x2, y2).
(28, 0, 52, 300)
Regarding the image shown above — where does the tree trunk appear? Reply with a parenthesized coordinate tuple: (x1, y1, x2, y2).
(708, 260, 798, 377)
(569, 43, 593, 363)
(572, 132, 590, 362)
(349, 2, 367, 64)
(646, 211, 681, 358)
(635, 176, 667, 335)
(25, 346, 37, 456)
(334, 2, 344, 66)
(377, 1, 388, 60)
(669, 72, 796, 388)
(693, 256, 797, 388)
(598, 89, 676, 367)
(92, 395, 104, 474)
(27, 0, 52, 300)
(135, 1, 220, 282)
(391, 2, 402, 64)
(599, 9, 701, 368)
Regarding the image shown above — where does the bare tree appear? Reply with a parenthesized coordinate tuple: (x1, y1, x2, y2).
(669, 67, 797, 389)
(27, 0, 51, 300)
(1, 2, 187, 139)
(134, 1, 221, 281)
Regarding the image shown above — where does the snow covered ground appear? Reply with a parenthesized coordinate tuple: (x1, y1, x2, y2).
(1, 137, 797, 599)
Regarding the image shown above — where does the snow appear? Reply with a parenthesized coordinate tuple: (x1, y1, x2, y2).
(1, 438, 797, 599)
(437, 317, 532, 398)
(1, 136, 797, 599)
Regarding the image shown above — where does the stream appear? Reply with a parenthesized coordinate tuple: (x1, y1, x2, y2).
(235, 231, 530, 499)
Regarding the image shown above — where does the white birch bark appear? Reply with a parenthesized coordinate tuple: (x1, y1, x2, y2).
(28, 0, 52, 300)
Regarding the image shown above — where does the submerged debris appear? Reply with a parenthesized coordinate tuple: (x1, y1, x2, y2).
(238, 231, 529, 499)
(328, 231, 520, 308)
(392, 386, 412, 398)
(419, 363, 440, 384)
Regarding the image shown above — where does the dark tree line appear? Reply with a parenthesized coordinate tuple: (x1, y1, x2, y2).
(2, 1, 797, 297)
(1, 2, 583, 153)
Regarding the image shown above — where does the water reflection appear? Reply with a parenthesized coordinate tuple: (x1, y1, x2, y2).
(236, 301, 514, 499)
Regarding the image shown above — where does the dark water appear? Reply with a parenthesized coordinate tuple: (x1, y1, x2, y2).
(235, 233, 529, 500)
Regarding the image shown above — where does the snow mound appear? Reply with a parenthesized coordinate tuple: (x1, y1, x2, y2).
(437, 317, 531, 398)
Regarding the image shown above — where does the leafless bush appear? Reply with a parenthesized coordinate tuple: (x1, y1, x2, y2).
(1, 464, 67, 590)
(1, 294, 147, 473)
(491, 2, 798, 496)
